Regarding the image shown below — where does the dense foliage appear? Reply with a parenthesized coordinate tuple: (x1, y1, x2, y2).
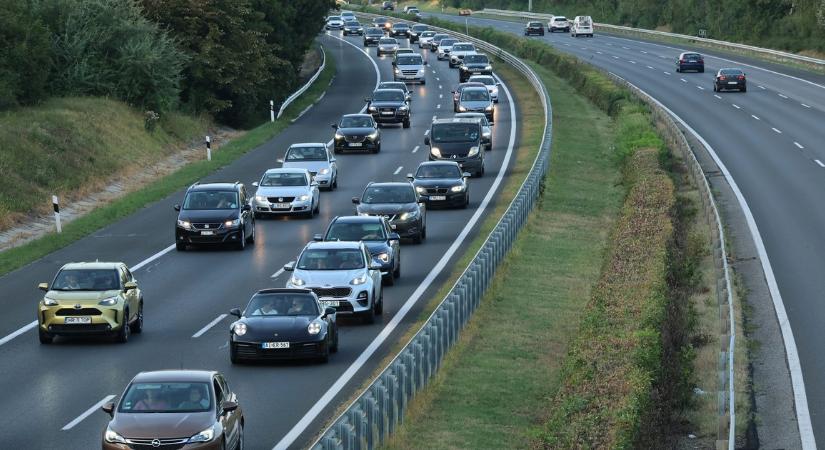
(440, 0, 825, 52)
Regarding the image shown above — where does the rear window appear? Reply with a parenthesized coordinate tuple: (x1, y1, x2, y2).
(528, 22, 542, 27)
(379, 38, 397, 44)
(720, 69, 743, 75)
(440, 39, 458, 47)
(554, 17, 567, 22)
(367, 29, 384, 35)
(394, 24, 409, 29)
(328, 16, 341, 21)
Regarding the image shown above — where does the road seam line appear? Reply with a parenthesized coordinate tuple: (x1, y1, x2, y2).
(62, 395, 115, 431)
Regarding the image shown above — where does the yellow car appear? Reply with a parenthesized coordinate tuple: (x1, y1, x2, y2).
(37, 262, 143, 344)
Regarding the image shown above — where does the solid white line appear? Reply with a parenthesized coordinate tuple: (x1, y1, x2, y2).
(270, 268, 285, 279)
(752, 114, 760, 120)
(795, 142, 805, 149)
(393, 166, 403, 175)
(274, 72, 520, 450)
(778, 94, 788, 99)
(801, 103, 811, 108)
(412, 145, 420, 153)
(816, 160, 825, 168)
(131, 244, 176, 271)
(192, 314, 228, 338)
(772, 127, 782, 134)
(62, 395, 115, 431)
(714, 94, 722, 99)
(732, 104, 741, 109)
(0, 321, 37, 347)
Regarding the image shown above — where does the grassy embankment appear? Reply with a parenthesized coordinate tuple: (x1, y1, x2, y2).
(0, 47, 334, 276)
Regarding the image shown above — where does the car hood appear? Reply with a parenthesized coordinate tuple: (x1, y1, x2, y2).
(293, 269, 365, 286)
(45, 289, 122, 303)
(460, 100, 491, 109)
(431, 142, 478, 156)
(238, 315, 320, 340)
(370, 101, 405, 108)
(364, 241, 391, 255)
(255, 186, 310, 198)
(356, 203, 417, 215)
(396, 64, 424, 71)
(413, 178, 463, 188)
(111, 411, 213, 440)
(339, 127, 376, 136)
(463, 62, 489, 68)
(177, 210, 238, 222)
(282, 161, 330, 173)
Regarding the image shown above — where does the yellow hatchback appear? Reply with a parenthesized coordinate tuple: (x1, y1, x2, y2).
(37, 262, 143, 344)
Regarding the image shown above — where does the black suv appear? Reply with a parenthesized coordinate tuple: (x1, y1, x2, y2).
(459, 53, 492, 82)
(409, 24, 429, 43)
(378, 81, 412, 103)
(425, 118, 485, 177)
(352, 182, 426, 244)
(315, 216, 402, 284)
(363, 28, 385, 46)
(333, 114, 381, 153)
(366, 89, 411, 128)
(391, 23, 410, 38)
(408, 161, 470, 209)
(174, 182, 255, 251)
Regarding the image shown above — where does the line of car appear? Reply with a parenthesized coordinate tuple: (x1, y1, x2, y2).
(524, 15, 594, 37)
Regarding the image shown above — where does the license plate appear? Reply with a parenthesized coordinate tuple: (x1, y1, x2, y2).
(262, 342, 290, 349)
(320, 300, 340, 308)
(381, 111, 394, 115)
(272, 203, 291, 209)
(349, 142, 363, 147)
(200, 230, 214, 236)
(65, 317, 91, 324)
(431, 195, 446, 201)
(728, 81, 738, 85)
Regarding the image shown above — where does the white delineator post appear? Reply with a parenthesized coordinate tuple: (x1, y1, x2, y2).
(270, 100, 275, 123)
(52, 195, 62, 233)
(205, 135, 212, 161)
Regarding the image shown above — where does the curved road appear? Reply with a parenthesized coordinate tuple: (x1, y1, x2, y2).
(0, 32, 521, 448)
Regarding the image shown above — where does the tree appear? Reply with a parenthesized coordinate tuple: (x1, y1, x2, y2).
(0, 0, 52, 109)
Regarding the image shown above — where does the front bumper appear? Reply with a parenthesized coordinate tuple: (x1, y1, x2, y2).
(326, 24, 344, 30)
(176, 226, 243, 245)
(344, 28, 364, 35)
(364, 37, 380, 45)
(334, 137, 379, 152)
(39, 305, 125, 336)
(103, 438, 225, 450)
(525, 28, 544, 35)
(369, 110, 409, 124)
(419, 191, 468, 208)
(377, 47, 398, 55)
(460, 68, 492, 80)
(252, 198, 312, 215)
(393, 71, 426, 83)
(289, 284, 372, 315)
(231, 338, 327, 361)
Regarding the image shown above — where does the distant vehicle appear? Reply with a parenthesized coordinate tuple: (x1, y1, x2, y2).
(407, 7, 421, 17)
(377, 37, 400, 56)
(391, 22, 410, 38)
(468, 74, 500, 103)
(409, 24, 429, 43)
(524, 21, 545, 36)
(280, 143, 338, 190)
(393, 48, 416, 59)
(174, 182, 255, 251)
(571, 15, 593, 37)
(418, 30, 437, 48)
(456, 86, 494, 123)
(425, 118, 485, 177)
(714, 68, 747, 92)
(459, 53, 492, 82)
(316, 215, 401, 284)
(449, 42, 477, 67)
(353, 182, 427, 243)
(394, 52, 428, 84)
(408, 161, 470, 209)
(251, 168, 320, 218)
(459, 8, 472, 16)
(451, 81, 486, 109)
(37, 262, 143, 344)
(340, 11, 356, 22)
(365, 89, 411, 128)
(343, 20, 364, 36)
(548, 15, 570, 32)
(455, 112, 493, 151)
(332, 114, 381, 154)
(676, 52, 705, 73)
(363, 27, 385, 46)
(430, 33, 451, 51)
(325, 15, 344, 30)
(436, 38, 458, 60)
(229, 288, 338, 363)
(378, 81, 412, 103)
(403, 5, 417, 13)
(382, 1, 395, 11)
(372, 16, 392, 31)
(101, 370, 243, 450)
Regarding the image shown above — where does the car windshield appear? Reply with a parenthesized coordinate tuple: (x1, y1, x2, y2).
(345, 21, 360, 26)
(340, 116, 373, 128)
(326, 222, 387, 241)
(422, 31, 436, 37)
(119, 382, 212, 413)
(379, 82, 406, 92)
(433, 34, 449, 41)
(453, 44, 474, 51)
(721, 69, 743, 75)
(412, 25, 428, 31)
(373, 90, 405, 102)
(431, 123, 480, 143)
(461, 89, 490, 101)
(379, 38, 397, 45)
(416, 164, 462, 179)
(245, 293, 319, 316)
(440, 39, 457, 47)
(298, 248, 365, 270)
(183, 191, 239, 210)
(367, 29, 383, 35)
(684, 54, 701, 60)
(470, 76, 495, 86)
(554, 17, 567, 22)
(362, 185, 416, 203)
(51, 268, 120, 291)
(394, 24, 408, 29)
(529, 22, 542, 26)
(260, 172, 307, 187)
(578, 18, 592, 26)
(328, 16, 341, 21)
(396, 55, 422, 65)
(286, 146, 326, 161)
(464, 54, 488, 64)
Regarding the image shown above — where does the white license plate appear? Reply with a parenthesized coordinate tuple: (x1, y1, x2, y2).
(381, 111, 394, 115)
(349, 142, 363, 147)
(320, 300, 340, 308)
(431, 195, 447, 201)
(262, 342, 290, 349)
(200, 230, 215, 236)
(728, 81, 738, 85)
(272, 203, 291, 209)
(65, 317, 91, 324)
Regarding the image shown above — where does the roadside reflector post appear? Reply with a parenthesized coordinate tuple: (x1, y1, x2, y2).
(52, 195, 62, 233)
(270, 100, 275, 123)
(205, 135, 212, 161)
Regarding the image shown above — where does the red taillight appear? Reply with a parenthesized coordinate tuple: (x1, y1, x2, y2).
(738, 75, 745, 80)
(679, 59, 686, 63)
(699, 59, 704, 63)
(719, 76, 726, 80)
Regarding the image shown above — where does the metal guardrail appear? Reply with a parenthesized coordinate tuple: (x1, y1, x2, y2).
(310, 13, 553, 450)
(277, 45, 327, 119)
(480, 8, 825, 67)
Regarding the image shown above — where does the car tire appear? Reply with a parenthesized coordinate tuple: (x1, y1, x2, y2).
(332, 175, 338, 189)
(403, 119, 410, 129)
(236, 425, 244, 450)
(314, 198, 320, 214)
(383, 272, 395, 286)
(421, 79, 426, 85)
(375, 290, 384, 315)
(318, 344, 330, 363)
(393, 260, 401, 278)
(117, 309, 130, 343)
(247, 220, 255, 243)
(331, 326, 339, 353)
(741, 86, 747, 93)
(130, 301, 143, 334)
(38, 327, 53, 344)
(676, 67, 680, 73)
(412, 229, 423, 244)
(236, 228, 246, 250)
(462, 194, 469, 208)
(363, 302, 376, 324)
(700, 68, 705, 73)
(175, 242, 186, 251)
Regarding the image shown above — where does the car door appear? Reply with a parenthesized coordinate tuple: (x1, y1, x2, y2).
(121, 266, 138, 318)
(213, 376, 239, 448)
(239, 186, 252, 234)
(217, 375, 241, 447)
(327, 148, 337, 181)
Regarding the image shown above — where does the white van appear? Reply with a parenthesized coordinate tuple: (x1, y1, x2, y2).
(571, 16, 594, 37)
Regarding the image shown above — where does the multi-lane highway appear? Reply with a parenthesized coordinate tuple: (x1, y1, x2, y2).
(0, 31, 521, 448)
(428, 11, 825, 447)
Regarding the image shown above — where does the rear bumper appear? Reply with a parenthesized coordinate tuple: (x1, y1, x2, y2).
(679, 63, 704, 71)
(717, 81, 746, 90)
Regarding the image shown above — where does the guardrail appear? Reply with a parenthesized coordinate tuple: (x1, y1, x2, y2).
(309, 13, 553, 450)
(277, 45, 327, 119)
(479, 8, 825, 68)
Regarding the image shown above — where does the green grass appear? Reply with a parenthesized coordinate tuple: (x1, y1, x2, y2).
(0, 47, 335, 277)
(382, 63, 623, 450)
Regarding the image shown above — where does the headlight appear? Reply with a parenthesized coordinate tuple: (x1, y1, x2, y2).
(399, 105, 408, 111)
(335, 132, 344, 140)
(298, 194, 310, 202)
(43, 297, 58, 307)
(98, 296, 119, 306)
(104, 427, 127, 444)
(416, 186, 426, 194)
(374, 252, 390, 263)
(177, 219, 191, 229)
(368, 106, 378, 112)
(418, 68, 425, 74)
(399, 210, 420, 221)
(485, 65, 492, 70)
(308, 321, 322, 335)
(458, 106, 467, 112)
(350, 274, 368, 285)
(485, 105, 493, 111)
(233, 322, 247, 336)
(289, 276, 305, 286)
(460, 65, 467, 70)
(394, 67, 400, 74)
(451, 185, 466, 192)
(468, 146, 480, 156)
(483, 131, 491, 138)
(224, 219, 240, 228)
(318, 168, 330, 175)
(430, 147, 442, 158)
(367, 131, 379, 140)
(255, 195, 267, 202)
(187, 426, 215, 443)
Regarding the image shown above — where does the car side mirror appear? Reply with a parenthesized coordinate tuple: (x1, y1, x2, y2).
(311, 181, 319, 187)
(283, 261, 296, 272)
(406, 173, 414, 181)
(389, 232, 401, 241)
(424, 135, 430, 145)
(251, 181, 259, 187)
(276, 158, 284, 164)
(229, 307, 242, 318)
(313, 233, 324, 241)
(101, 401, 115, 417)
(174, 204, 181, 212)
(462, 172, 472, 178)
(331, 123, 338, 129)
(324, 307, 336, 317)
(124, 281, 137, 291)
(242, 204, 252, 211)
(38, 282, 48, 292)
(364, 97, 372, 102)
(369, 262, 383, 270)
(221, 401, 239, 413)
(352, 197, 361, 204)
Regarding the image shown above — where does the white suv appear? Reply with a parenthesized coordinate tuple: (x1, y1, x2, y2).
(449, 42, 477, 68)
(548, 16, 569, 33)
(571, 16, 594, 37)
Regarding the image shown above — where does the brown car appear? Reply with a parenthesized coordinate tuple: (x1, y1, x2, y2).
(101, 370, 243, 450)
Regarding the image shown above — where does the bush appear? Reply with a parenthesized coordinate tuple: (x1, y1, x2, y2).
(0, 0, 52, 109)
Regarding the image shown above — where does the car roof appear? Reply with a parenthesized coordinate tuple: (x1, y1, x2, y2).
(288, 142, 327, 148)
(379, 81, 409, 89)
(332, 215, 386, 224)
(255, 288, 314, 296)
(417, 160, 461, 168)
(393, 23, 409, 27)
(368, 181, 413, 188)
(342, 113, 372, 119)
(455, 112, 487, 120)
(264, 168, 310, 175)
(462, 86, 489, 93)
(61, 261, 123, 270)
(132, 370, 216, 383)
(189, 182, 240, 192)
(306, 240, 364, 250)
(432, 117, 481, 125)
(373, 88, 406, 94)
(458, 82, 486, 88)
(452, 42, 474, 46)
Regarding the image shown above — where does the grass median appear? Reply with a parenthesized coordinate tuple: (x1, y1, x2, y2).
(0, 47, 334, 277)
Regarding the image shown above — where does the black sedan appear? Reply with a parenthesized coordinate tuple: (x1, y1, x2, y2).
(343, 21, 364, 36)
(333, 114, 381, 154)
(353, 182, 426, 244)
(229, 288, 338, 363)
(408, 161, 470, 208)
(316, 215, 402, 284)
(459, 53, 493, 82)
(524, 21, 545, 36)
(391, 22, 410, 38)
(676, 52, 704, 73)
(713, 68, 747, 92)
(366, 89, 411, 128)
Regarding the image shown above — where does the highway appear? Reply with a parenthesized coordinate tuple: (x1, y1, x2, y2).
(427, 11, 825, 447)
(0, 31, 521, 448)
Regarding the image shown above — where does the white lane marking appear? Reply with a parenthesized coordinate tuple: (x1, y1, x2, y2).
(816, 160, 825, 168)
(680, 78, 688, 83)
(778, 94, 788, 99)
(393, 166, 403, 175)
(697, 86, 705, 90)
(646, 65, 654, 69)
(732, 104, 741, 109)
(795, 142, 805, 149)
(412, 145, 420, 153)
(132, 244, 176, 271)
(564, 43, 571, 46)
(317, 92, 326, 102)
(664, 71, 671, 75)
(596, 51, 603, 54)
(758, 85, 766, 90)
(629, 60, 637, 64)
(802, 103, 811, 108)
(432, 70, 437, 74)
(613, 75, 816, 449)
(772, 127, 782, 134)
(752, 114, 760, 120)
(276, 72, 520, 450)
(612, 55, 619, 59)
(658, 55, 667, 58)
(270, 268, 284, 279)
(192, 314, 228, 338)
(438, 85, 442, 89)
(0, 321, 37, 347)
(439, 94, 443, 99)
(432, 115, 437, 121)
(436, 77, 440, 81)
(62, 395, 115, 431)
(641, 50, 648, 54)
(622, 46, 629, 49)
(714, 94, 722, 99)
(437, 104, 441, 109)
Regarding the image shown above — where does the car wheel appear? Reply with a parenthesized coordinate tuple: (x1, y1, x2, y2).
(117, 309, 130, 343)
(375, 290, 384, 315)
(331, 325, 339, 353)
(413, 230, 423, 244)
(421, 79, 426, 85)
(713, 84, 717, 92)
(236, 425, 244, 450)
(393, 259, 401, 278)
(230, 344, 242, 364)
(383, 272, 395, 286)
(403, 119, 411, 129)
(318, 343, 330, 363)
(332, 175, 338, 189)
(462, 193, 469, 208)
(314, 198, 320, 214)
(38, 327, 53, 344)
(246, 220, 255, 243)
(236, 228, 246, 250)
(175, 242, 186, 251)
(741, 86, 747, 93)
(130, 301, 143, 333)
(676, 67, 680, 73)
(363, 301, 376, 324)
(700, 68, 705, 73)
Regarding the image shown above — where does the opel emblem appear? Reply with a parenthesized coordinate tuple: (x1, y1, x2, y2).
(451, 155, 457, 159)
(204, 224, 210, 229)
(74, 304, 82, 309)
(273, 333, 278, 337)
(279, 197, 284, 202)
(151, 439, 161, 448)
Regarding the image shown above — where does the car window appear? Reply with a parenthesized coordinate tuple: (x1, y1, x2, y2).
(440, 39, 457, 47)
(416, 164, 462, 178)
(286, 146, 327, 161)
(213, 379, 224, 405)
(421, 31, 436, 37)
(345, 21, 359, 26)
(379, 82, 407, 92)
(217, 375, 230, 397)
(328, 16, 341, 21)
(379, 38, 397, 44)
(461, 89, 490, 101)
(720, 69, 743, 75)
(298, 248, 366, 270)
(431, 123, 480, 143)
(554, 17, 567, 22)
(260, 172, 308, 187)
(119, 382, 212, 413)
(464, 54, 488, 64)
(529, 22, 542, 26)
(245, 293, 319, 316)
(362, 185, 416, 203)
(373, 90, 405, 102)
(183, 190, 238, 210)
(327, 222, 387, 241)
(367, 29, 383, 35)
(123, 266, 134, 281)
(52, 268, 120, 291)
(340, 116, 373, 128)
(396, 55, 423, 65)
(453, 44, 474, 51)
